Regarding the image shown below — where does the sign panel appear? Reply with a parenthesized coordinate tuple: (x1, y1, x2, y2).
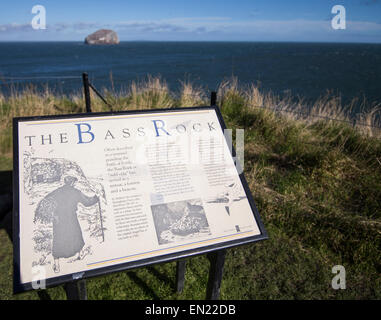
(13, 106, 267, 292)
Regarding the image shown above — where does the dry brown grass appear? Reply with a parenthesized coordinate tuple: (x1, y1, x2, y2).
(179, 80, 207, 107)
(0, 76, 380, 158)
(128, 75, 174, 109)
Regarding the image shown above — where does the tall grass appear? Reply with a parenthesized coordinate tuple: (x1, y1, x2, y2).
(0, 76, 380, 157)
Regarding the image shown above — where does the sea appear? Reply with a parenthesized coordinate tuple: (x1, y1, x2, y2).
(0, 41, 380, 110)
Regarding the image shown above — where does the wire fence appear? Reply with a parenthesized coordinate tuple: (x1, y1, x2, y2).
(0, 75, 83, 95)
(0, 76, 81, 80)
(249, 104, 381, 130)
(1, 74, 381, 132)
(91, 80, 381, 131)
(0, 75, 209, 99)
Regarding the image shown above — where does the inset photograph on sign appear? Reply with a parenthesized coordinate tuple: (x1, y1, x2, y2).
(151, 198, 211, 245)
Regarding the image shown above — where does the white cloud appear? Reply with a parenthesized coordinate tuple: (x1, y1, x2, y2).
(0, 17, 380, 41)
(112, 18, 381, 36)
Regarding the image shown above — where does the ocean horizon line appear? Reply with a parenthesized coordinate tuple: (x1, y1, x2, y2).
(1, 40, 381, 45)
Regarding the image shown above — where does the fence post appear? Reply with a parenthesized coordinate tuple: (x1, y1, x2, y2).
(60, 72, 93, 300)
(82, 73, 92, 113)
(211, 91, 217, 106)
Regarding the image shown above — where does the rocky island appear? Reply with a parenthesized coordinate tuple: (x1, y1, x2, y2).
(84, 29, 119, 45)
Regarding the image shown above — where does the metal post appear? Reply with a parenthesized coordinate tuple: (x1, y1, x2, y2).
(82, 73, 92, 113)
(64, 279, 88, 300)
(206, 249, 226, 300)
(211, 91, 217, 106)
(176, 260, 187, 293)
(61, 73, 92, 299)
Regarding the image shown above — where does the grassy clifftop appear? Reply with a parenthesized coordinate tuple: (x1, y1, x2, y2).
(0, 78, 380, 299)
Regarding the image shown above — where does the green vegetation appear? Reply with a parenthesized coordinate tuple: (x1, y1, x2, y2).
(0, 77, 380, 299)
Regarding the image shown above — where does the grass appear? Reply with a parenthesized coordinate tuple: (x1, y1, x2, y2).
(0, 77, 380, 300)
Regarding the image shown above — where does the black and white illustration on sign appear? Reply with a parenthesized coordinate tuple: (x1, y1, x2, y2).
(24, 153, 106, 274)
(206, 182, 247, 216)
(151, 199, 211, 245)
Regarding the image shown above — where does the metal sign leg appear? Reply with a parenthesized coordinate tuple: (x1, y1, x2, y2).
(176, 260, 187, 293)
(64, 279, 88, 300)
(206, 249, 226, 300)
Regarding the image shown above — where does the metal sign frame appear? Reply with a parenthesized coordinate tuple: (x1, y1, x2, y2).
(13, 105, 268, 294)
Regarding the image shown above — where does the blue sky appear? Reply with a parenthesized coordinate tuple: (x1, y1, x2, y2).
(0, 0, 380, 42)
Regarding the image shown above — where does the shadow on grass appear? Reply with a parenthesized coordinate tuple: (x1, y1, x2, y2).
(127, 271, 160, 300)
(147, 265, 176, 292)
(37, 290, 52, 300)
(0, 211, 12, 242)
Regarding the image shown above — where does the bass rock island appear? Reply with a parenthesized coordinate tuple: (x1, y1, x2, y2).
(85, 29, 120, 45)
